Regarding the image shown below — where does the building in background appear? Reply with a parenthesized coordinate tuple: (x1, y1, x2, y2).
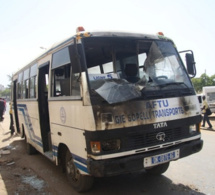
(0, 84, 5, 92)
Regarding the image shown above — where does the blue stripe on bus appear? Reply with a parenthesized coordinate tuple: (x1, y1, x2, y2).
(52, 145, 58, 157)
(74, 161, 89, 174)
(17, 104, 89, 174)
(17, 104, 43, 147)
(52, 146, 88, 174)
(72, 153, 89, 174)
(72, 153, 87, 165)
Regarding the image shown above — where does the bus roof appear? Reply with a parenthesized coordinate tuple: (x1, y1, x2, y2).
(49, 31, 165, 52)
(13, 30, 171, 77)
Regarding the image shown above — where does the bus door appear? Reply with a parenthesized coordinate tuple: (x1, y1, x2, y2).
(12, 80, 20, 133)
(38, 62, 51, 153)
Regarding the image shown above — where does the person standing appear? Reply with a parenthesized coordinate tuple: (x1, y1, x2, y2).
(9, 102, 15, 135)
(201, 96, 212, 129)
(0, 98, 5, 121)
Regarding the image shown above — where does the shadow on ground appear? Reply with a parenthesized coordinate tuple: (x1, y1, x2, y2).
(88, 172, 205, 195)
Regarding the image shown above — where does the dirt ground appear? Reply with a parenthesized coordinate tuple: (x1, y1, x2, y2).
(0, 113, 78, 195)
(0, 114, 47, 194)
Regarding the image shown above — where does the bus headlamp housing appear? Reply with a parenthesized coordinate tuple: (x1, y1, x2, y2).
(101, 139, 121, 151)
(101, 113, 113, 123)
(90, 139, 121, 154)
(90, 141, 101, 154)
(189, 124, 200, 134)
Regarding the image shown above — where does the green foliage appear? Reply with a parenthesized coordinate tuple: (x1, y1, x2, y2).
(0, 88, 11, 98)
(0, 74, 12, 98)
(192, 73, 215, 93)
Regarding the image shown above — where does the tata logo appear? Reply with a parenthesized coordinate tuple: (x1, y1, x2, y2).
(153, 122, 167, 129)
(156, 132, 166, 141)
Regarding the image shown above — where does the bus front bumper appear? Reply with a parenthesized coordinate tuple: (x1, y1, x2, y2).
(88, 139, 203, 177)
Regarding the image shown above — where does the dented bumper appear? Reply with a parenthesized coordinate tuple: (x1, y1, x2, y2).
(87, 139, 203, 177)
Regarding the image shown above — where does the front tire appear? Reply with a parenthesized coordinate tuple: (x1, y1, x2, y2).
(64, 149, 94, 192)
(145, 162, 170, 175)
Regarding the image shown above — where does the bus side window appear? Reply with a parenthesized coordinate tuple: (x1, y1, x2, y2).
(30, 76, 37, 98)
(17, 72, 23, 99)
(71, 72, 80, 96)
(51, 45, 81, 97)
(53, 64, 81, 97)
(54, 68, 65, 96)
(24, 79, 29, 99)
(29, 63, 37, 98)
(60, 77, 70, 96)
(17, 82, 22, 99)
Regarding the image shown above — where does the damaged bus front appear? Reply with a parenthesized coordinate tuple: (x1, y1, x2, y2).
(81, 32, 203, 177)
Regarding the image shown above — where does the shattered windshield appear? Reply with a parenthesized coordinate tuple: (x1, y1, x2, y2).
(84, 37, 192, 104)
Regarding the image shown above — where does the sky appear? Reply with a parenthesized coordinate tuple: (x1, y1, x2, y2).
(0, 0, 215, 87)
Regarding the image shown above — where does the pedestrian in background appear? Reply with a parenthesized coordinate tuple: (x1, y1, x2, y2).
(0, 98, 5, 121)
(9, 102, 15, 135)
(201, 96, 213, 129)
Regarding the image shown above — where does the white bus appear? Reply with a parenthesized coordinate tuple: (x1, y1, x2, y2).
(11, 27, 203, 192)
(203, 86, 215, 113)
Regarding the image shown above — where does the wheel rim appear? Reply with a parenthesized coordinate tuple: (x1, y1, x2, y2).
(66, 155, 80, 183)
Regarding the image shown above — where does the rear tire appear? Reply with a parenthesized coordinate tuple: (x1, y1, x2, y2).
(64, 149, 94, 192)
(21, 124, 25, 138)
(145, 162, 170, 175)
(26, 142, 37, 155)
(25, 134, 37, 155)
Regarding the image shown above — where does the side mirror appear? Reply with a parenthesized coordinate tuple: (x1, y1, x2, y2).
(186, 53, 196, 76)
(179, 50, 196, 78)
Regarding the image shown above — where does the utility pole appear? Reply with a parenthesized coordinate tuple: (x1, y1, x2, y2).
(205, 69, 207, 84)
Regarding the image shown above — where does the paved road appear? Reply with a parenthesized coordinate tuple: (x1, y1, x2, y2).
(0, 113, 215, 195)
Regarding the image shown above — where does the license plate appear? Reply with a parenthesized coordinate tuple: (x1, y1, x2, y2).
(144, 149, 180, 167)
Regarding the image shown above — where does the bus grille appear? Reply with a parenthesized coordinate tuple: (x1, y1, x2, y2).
(126, 127, 189, 150)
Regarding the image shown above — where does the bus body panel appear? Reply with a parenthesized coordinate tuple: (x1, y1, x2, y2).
(93, 95, 201, 130)
(50, 123, 88, 174)
(16, 100, 44, 153)
(48, 100, 95, 173)
(48, 100, 96, 131)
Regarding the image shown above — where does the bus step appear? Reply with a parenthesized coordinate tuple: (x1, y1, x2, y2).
(44, 151, 53, 160)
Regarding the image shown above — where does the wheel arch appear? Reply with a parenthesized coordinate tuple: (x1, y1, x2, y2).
(21, 123, 25, 138)
(57, 143, 68, 170)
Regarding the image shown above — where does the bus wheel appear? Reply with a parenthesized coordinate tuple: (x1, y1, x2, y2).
(21, 124, 25, 138)
(145, 162, 170, 175)
(26, 142, 37, 155)
(64, 149, 94, 192)
(25, 138, 37, 155)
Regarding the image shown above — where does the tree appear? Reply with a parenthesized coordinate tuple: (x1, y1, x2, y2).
(0, 74, 12, 99)
(7, 74, 13, 89)
(200, 73, 213, 86)
(192, 73, 215, 93)
(191, 77, 202, 93)
(211, 74, 215, 86)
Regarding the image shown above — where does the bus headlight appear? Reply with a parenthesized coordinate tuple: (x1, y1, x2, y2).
(189, 124, 199, 134)
(90, 139, 121, 154)
(101, 139, 121, 151)
(90, 141, 101, 154)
